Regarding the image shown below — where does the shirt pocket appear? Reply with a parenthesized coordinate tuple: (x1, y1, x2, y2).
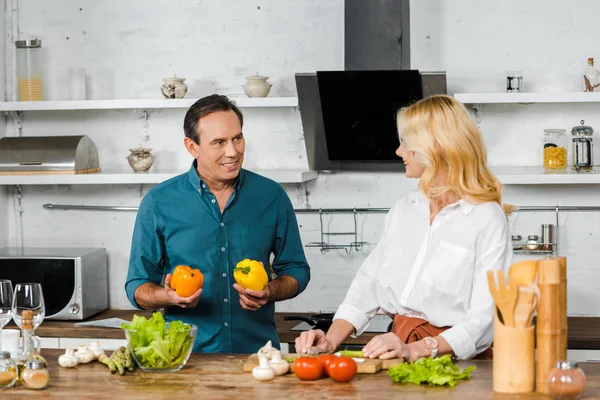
(420, 241, 475, 296)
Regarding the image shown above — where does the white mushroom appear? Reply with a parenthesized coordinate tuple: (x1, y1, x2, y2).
(252, 353, 275, 381)
(88, 340, 105, 360)
(58, 348, 79, 368)
(268, 349, 290, 376)
(74, 344, 95, 364)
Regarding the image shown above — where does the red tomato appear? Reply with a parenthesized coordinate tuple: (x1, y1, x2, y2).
(317, 354, 336, 377)
(327, 356, 357, 382)
(293, 357, 323, 381)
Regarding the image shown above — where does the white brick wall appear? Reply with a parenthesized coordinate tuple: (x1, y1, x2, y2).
(2, 1, 600, 317)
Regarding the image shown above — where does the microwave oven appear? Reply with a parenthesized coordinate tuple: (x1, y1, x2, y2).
(0, 247, 108, 320)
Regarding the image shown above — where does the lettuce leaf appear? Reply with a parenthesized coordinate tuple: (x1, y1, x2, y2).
(121, 311, 193, 369)
(387, 355, 476, 387)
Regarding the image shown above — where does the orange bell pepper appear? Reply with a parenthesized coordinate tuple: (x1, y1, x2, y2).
(234, 259, 269, 291)
(170, 265, 204, 297)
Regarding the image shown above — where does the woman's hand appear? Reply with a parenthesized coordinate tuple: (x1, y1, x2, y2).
(294, 329, 336, 354)
(362, 332, 413, 360)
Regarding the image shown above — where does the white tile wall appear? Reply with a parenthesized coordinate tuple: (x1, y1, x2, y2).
(2, 1, 600, 321)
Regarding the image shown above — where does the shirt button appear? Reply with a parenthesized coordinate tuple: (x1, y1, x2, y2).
(221, 247, 225, 252)
(222, 273, 227, 277)
(211, 199, 216, 203)
(224, 322, 229, 327)
(220, 222, 224, 227)
(224, 298, 228, 303)
(202, 184, 206, 188)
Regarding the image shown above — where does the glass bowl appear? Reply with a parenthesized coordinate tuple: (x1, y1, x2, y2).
(124, 323, 197, 372)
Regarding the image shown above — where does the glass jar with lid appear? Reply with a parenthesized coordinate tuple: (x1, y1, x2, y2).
(571, 120, 594, 172)
(15, 39, 44, 101)
(547, 361, 586, 399)
(544, 129, 568, 169)
(21, 360, 49, 390)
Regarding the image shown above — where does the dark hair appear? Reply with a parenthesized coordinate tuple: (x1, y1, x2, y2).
(183, 94, 244, 143)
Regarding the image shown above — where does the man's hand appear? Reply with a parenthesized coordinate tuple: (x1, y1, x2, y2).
(233, 283, 270, 311)
(165, 273, 202, 308)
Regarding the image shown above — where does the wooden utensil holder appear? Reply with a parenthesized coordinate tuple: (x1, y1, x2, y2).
(536, 257, 567, 394)
(493, 312, 535, 393)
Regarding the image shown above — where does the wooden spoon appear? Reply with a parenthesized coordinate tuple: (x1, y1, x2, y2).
(487, 270, 519, 327)
(509, 260, 538, 286)
(514, 284, 540, 329)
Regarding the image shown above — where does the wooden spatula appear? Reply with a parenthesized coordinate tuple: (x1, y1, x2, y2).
(509, 260, 538, 286)
(514, 284, 540, 329)
(487, 269, 519, 328)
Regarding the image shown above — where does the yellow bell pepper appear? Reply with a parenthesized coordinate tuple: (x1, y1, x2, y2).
(234, 259, 269, 291)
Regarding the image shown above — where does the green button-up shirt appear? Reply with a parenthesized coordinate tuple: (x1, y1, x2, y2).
(125, 162, 310, 354)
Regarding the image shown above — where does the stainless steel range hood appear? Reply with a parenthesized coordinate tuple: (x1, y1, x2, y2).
(0, 135, 100, 174)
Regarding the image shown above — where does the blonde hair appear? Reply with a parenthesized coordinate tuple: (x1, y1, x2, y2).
(397, 95, 513, 215)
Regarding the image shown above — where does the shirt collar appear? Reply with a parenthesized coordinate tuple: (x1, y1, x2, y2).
(414, 190, 476, 216)
(186, 160, 246, 195)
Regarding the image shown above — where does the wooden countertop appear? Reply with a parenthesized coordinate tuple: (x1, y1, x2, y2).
(14, 310, 600, 349)
(5, 349, 600, 399)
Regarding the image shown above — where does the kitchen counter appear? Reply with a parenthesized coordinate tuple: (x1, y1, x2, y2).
(6, 349, 600, 399)
(12, 310, 600, 349)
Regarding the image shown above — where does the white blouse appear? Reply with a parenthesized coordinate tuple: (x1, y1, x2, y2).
(334, 190, 512, 359)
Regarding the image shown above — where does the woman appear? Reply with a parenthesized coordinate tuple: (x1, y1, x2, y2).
(295, 95, 512, 361)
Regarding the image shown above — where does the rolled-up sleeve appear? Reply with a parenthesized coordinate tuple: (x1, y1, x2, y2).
(271, 190, 310, 295)
(334, 205, 398, 335)
(440, 209, 512, 359)
(125, 192, 164, 309)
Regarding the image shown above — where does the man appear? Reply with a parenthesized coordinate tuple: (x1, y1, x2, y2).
(125, 94, 310, 354)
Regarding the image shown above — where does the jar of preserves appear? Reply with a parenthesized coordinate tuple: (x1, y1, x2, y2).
(544, 129, 568, 169)
(547, 361, 586, 399)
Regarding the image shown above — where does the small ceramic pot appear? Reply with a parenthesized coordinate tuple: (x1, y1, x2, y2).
(127, 147, 154, 173)
(161, 75, 188, 99)
(242, 75, 272, 98)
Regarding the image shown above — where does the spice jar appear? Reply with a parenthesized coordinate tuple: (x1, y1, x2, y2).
(548, 361, 586, 399)
(544, 129, 568, 169)
(511, 234, 523, 251)
(526, 235, 540, 250)
(21, 360, 49, 390)
(15, 39, 44, 101)
(0, 352, 17, 388)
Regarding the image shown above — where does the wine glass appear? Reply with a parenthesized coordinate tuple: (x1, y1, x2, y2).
(12, 283, 45, 330)
(0, 280, 13, 351)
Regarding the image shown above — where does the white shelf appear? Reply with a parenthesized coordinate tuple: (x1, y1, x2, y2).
(455, 92, 600, 104)
(0, 97, 298, 112)
(0, 169, 317, 185)
(492, 166, 600, 184)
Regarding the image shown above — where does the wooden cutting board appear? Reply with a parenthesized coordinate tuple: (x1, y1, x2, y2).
(243, 353, 402, 374)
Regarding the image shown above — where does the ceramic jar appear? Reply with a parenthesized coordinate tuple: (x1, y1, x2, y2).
(242, 75, 272, 98)
(161, 75, 187, 99)
(127, 147, 154, 173)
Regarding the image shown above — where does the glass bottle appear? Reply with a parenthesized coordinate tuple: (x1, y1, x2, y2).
(0, 352, 17, 388)
(583, 57, 600, 92)
(15, 39, 44, 101)
(13, 310, 46, 380)
(548, 361, 586, 399)
(21, 360, 49, 390)
(543, 129, 568, 170)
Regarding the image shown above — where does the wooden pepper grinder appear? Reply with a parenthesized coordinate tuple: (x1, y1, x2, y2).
(536, 257, 568, 394)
